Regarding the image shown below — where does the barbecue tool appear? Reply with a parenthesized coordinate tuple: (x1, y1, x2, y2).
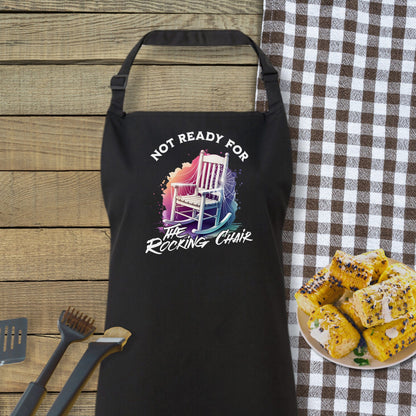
(47, 326, 132, 416)
(11, 307, 95, 416)
(0, 317, 28, 366)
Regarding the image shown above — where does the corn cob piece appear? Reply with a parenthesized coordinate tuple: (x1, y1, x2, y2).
(354, 248, 389, 282)
(295, 267, 345, 315)
(363, 313, 416, 361)
(378, 262, 416, 283)
(329, 250, 374, 291)
(307, 304, 361, 358)
(338, 297, 365, 332)
(352, 276, 416, 328)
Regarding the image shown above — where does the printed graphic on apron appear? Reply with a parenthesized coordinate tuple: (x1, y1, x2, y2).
(145, 149, 253, 255)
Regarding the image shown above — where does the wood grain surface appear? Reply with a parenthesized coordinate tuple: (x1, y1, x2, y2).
(0, 392, 96, 414)
(1, 228, 110, 281)
(0, 117, 104, 170)
(0, 0, 262, 13)
(0, 14, 260, 62)
(0, 65, 257, 114)
(0, 281, 107, 333)
(0, 172, 107, 227)
(0, 1, 263, 414)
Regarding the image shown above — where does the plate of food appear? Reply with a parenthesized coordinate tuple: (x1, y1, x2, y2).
(295, 249, 416, 369)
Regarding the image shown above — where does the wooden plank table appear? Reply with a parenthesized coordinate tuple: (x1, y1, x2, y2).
(0, 1, 263, 414)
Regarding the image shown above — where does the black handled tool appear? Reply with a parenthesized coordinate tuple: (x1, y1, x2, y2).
(11, 307, 95, 416)
(46, 326, 131, 416)
(0, 317, 27, 367)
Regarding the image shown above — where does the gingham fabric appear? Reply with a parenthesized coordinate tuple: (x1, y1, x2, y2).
(255, 1, 416, 415)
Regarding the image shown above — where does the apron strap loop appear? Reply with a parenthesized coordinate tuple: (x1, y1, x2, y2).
(109, 30, 283, 116)
(110, 74, 128, 90)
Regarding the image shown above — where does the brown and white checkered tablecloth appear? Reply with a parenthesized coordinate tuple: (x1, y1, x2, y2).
(255, 1, 416, 415)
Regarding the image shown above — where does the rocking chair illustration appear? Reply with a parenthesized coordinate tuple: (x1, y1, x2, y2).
(163, 150, 232, 235)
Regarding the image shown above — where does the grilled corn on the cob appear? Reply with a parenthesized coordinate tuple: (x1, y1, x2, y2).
(363, 313, 416, 361)
(329, 250, 374, 291)
(307, 304, 361, 358)
(378, 262, 416, 283)
(352, 276, 416, 328)
(354, 248, 388, 282)
(337, 297, 365, 332)
(295, 267, 345, 315)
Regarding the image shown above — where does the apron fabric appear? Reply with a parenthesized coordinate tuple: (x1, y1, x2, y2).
(96, 30, 298, 416)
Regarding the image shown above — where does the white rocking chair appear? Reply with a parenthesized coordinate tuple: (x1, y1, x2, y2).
(164, 150, 232, 235)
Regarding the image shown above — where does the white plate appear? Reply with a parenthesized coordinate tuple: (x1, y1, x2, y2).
(297, 306, 416, 369)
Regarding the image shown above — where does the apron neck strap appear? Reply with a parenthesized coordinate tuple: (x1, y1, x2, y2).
(109, 30, 282, 116)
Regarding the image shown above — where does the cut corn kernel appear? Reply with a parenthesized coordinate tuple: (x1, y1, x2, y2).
(378, 262, 416, 283)
(338, 297, 365, 332)
(354, 248, 388, 282)
(352, 276, 416, 328)
(307, 304, 361, 358)
(329, 250, 374, 291)
(295, 267, 345, 315)
(363, 313, 416, 361)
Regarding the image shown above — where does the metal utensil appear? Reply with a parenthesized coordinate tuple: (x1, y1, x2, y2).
(11, 307, 95, 416)
(47, 326, 132, 416)
(0, 317, 28, 366)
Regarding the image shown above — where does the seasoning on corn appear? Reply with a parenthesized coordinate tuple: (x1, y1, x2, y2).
(352, 276, 416, 328)
(329, 250, 374, 291)
(362, 313, 416, 361)
(354, 248, 389, 283)
(307, 304, 361, 359)
(378, 262, 416, 283)
(295, 267, 345, 315)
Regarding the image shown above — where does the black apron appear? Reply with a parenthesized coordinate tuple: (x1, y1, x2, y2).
(96, 29, 298, 416)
